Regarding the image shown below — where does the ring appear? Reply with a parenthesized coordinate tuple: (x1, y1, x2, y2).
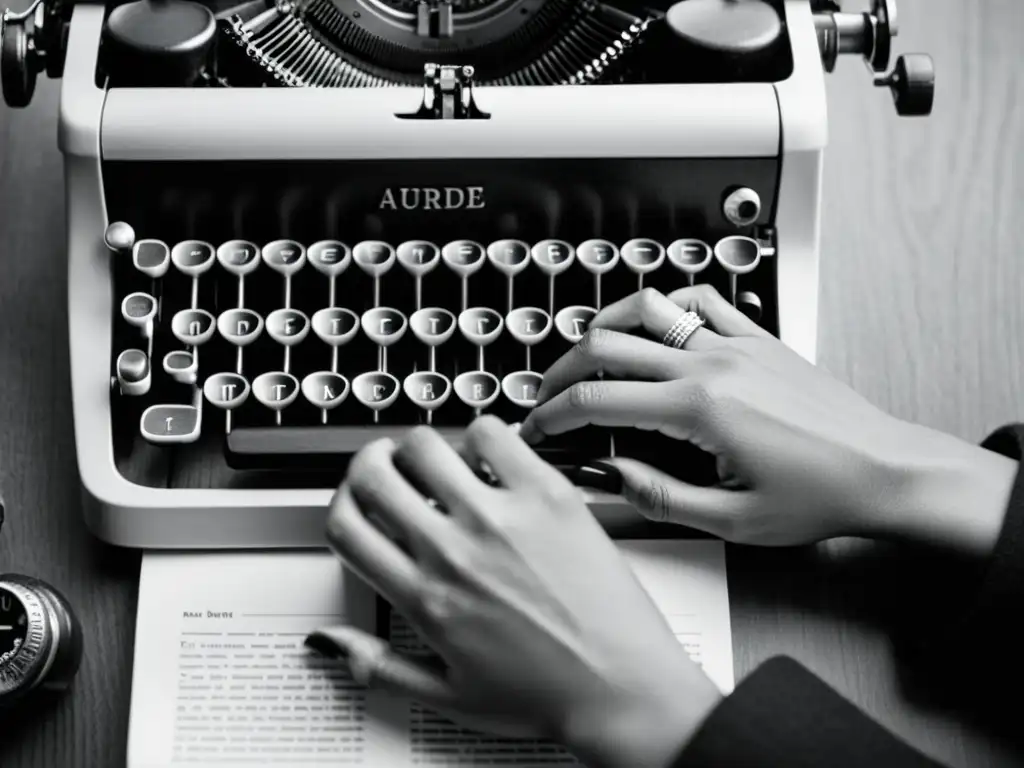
(663, 311, 705, 349)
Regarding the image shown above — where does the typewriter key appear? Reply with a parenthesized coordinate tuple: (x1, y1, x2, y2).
(252, 372, 300, 423)
(459, 308, 504, 371)
(714, 236, 761, 304)
(218, 308, 265, 347)
(352, 372, 400, 421)
(171, 240, 215, 276)
(312, 308, 360, 347)
(404, 372, 452, 424)
(217, 240, 261, 276)
(667, 239, 713, 285)
(555, 306, 597, 345)
(506, 307, 552, 372)
(262, 240, 307, 277)
(308, 240, 353, 278)
(397, 241, 440, 308)
(132, 239, 170, 279)
(171, 309, 216, 347)
(577, 239, 620, 309)
(487, 239, 531, 312)
(163, 350, 197, 386)
(621, 239, 666, 290)
(121, 292, 157, 340)
(502, 371, 544, 410)
(453, 371, 501, 414)
(301, 372, 350, 416)
(266, 309, 311, 347)
(116, 349, 151, 396)
(140, 403, 202, 444)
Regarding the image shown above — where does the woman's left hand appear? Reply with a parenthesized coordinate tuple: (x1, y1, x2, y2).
(309, 416, 721, 768)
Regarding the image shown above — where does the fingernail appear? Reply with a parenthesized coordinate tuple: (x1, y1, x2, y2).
(573, 460, 622, 494)
(305, 630, 350, 659)
(518, 420, 541, 445)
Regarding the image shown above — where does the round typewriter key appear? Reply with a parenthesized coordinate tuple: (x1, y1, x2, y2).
(218, 308, 264, 347)
(121, 292, 157, 337)
(353, 241, 397, 277)
(116, 349, 151, 396)
(262, 239, 307, 276)
(308, 240, 352, 278)
(458, 308, 503, 347)
(312, 308, 360, 347)
(301, 372, 350, 411)
(171, 240, 216, 276)
(133, 239, 170, 279)
(576, 239, 620, 275)
(266, 309, 311, 346)
(404, 371, 452, 412)
(252, 372, 300, 412)
(621, 239, 666, 275)
(216, 240, 260, 276)
(505, 307, 552, 346)
(352, 372, 400, 413)
(714, 236, 761, 274)
(396, 240, 441, 277)
(530, 240, 575, 275)
(410, 308, 457, 346)
(361, 308, 408, 347)
(441, 240, 486, 276)
(486, 239, 531, 277)
(667, 238, 713, 281)
(453, 371, 500, 411)
(554, 306, 597, 344)
(203, 372, 250, 410)
(502, 371, 544, 409)
(104, 221, 136, 254)
(171, 309, 216, 346)
(163, 350, 197, 385)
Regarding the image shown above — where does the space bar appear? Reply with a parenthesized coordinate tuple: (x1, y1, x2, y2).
(225, 426, 589, 470)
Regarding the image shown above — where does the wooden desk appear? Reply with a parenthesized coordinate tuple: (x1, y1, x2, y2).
(1, 1, 1022, 765)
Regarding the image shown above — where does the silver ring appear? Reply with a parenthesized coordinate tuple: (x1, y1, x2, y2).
(663, 311, 705, 349)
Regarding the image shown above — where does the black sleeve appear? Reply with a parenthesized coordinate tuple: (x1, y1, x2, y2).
(671, 423, 1024, 767)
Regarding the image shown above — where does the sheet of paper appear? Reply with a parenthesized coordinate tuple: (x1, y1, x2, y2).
(127, 543, 732, 768)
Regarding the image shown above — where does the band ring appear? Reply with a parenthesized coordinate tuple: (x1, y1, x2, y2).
(663, 311, 705, 349)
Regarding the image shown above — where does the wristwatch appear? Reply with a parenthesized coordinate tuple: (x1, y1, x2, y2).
(0, 574, 83, 707)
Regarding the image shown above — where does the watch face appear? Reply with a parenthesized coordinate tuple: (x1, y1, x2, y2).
(0, 587, 28, 667)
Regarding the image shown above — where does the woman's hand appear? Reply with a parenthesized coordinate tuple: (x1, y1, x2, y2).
(308, 417, 721, 768)
(519, 285, 1018, 556)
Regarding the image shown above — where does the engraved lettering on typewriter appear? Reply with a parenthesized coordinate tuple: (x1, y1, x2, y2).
(380, 318, 392, 334)
(421, 384, 435, 400)
(1, 595, 10, 611)
(321, 248, 340, 263)
(164, 417, 174, 432)
(373, 385, 386, 401)
(284, 318, 295, 335)
(331, 318, 343, 334)
(236, 320, 250, 335)
(379, 186, 485, 211)
(272, 385, 288, 401)
(473, 384, 485, 400)
(220, 384, 238, 401)
(572, 319, 586, 337)
(188, 320, 201, 337)
(323, 385, 337, 400)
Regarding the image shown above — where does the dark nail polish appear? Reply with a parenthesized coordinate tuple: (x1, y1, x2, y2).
(572, 461, 622, 494)
(304, 631, 349, 659)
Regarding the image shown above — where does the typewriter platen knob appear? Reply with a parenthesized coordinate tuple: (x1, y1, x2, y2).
(102, 0, 215, 86)
(874, 54, 935, 117)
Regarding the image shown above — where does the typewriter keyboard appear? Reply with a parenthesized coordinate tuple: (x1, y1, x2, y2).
(104, 222, 774, 475)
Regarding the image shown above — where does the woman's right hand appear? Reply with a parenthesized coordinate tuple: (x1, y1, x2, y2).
(519, 286, 1018, 556)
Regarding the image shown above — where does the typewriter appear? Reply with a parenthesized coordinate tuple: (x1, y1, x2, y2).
(0, 0, 933, 548)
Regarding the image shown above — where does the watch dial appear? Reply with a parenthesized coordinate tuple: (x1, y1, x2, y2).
(0, 587, 28, 666)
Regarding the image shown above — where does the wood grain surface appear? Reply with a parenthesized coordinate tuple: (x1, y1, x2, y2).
(0, 0, 1022, 766)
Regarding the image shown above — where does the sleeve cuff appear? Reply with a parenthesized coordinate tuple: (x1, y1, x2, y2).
(672, 657, 941, 767)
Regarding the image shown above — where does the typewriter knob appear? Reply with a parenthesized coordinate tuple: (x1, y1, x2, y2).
(665, 0, 782, 54)
(874, 54, 935, 117)
(102, 0, 215, 86)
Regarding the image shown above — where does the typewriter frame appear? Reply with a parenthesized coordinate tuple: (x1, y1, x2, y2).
(62, 0, 826, 549)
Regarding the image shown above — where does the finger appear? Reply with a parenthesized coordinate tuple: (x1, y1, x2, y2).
(588, 288, 723, 350)
(305, 626, 458, 709)
(607, 457, 756, 538)
(326, 483, 425, 610)
(346, 437, 450, 551)
(460, 414, 564, 489)
(535, 328, 693, 406)
(665, 284, 773, 339)
(520, 380, 687, 445)
(392, 426, 496, 521)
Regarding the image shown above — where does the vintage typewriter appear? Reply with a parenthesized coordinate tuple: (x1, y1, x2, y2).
(0, 0, 933, 548)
